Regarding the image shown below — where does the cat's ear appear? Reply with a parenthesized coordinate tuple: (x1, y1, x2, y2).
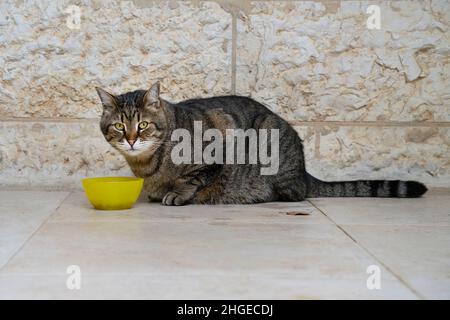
(143, 81, 161, 110)
(95, 87, 118, 110)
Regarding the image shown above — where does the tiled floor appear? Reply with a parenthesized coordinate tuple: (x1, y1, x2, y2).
(0, 190, 449, 299)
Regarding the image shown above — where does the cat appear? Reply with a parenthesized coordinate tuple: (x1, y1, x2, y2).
(95, 82, 427, 205)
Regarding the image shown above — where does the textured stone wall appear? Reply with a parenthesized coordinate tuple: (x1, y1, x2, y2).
(0, 0, 449, 189)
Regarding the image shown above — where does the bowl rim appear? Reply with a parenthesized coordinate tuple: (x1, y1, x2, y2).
(82, 176, 143, 184)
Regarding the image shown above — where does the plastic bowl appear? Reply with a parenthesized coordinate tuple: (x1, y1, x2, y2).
(82, 177, 144, 210)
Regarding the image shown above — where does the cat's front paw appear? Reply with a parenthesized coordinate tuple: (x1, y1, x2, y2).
(162, 191, 187, 206)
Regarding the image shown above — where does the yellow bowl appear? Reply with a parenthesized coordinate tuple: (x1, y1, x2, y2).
(82, 177, 144, 210)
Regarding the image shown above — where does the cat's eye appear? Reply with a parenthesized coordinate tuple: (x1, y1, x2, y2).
(114, 123, 125, 131)
(138, 121, 149, 130)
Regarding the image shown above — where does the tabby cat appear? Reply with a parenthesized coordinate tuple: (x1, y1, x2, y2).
(95, 82, 427, 205)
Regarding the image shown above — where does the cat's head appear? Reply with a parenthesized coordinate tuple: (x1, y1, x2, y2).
(95, 82, 167, 158)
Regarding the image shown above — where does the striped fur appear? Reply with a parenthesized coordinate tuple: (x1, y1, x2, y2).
(96, 83, 428, 205)
(306, 174, 427, 198)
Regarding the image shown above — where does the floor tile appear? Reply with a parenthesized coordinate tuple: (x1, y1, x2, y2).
(310, 190, 450, 226)
(0, 220, 415, 299)
(0, 273, 415, 300)
(51, 192, 330, 224)
(0, 191, 69, 268)
(342, 225, 450, 299)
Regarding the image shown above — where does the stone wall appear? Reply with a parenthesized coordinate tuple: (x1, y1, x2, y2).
(0, 0, 449, 189)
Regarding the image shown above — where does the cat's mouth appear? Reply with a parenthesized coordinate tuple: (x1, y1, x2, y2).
(125, 146, 140, 153)
(115, 143, 141, 155)
(122, 144, 148, 156)
(115, 139, 156, 157)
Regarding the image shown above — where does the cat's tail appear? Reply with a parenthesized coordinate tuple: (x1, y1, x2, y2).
(305, 173, 427, 198)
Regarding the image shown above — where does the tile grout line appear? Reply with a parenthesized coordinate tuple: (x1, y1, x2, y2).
(290, 120, 450, 128)
(1, 117, 450, 127)
(307, 199, 426, 300)
(0, 191, 73, 273)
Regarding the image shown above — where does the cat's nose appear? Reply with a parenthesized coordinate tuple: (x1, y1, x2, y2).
(127, 139, 136, 147)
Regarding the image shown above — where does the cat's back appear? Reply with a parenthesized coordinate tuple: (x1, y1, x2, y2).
(170, 95, 293, 134)
(173, 95, 274, 117)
